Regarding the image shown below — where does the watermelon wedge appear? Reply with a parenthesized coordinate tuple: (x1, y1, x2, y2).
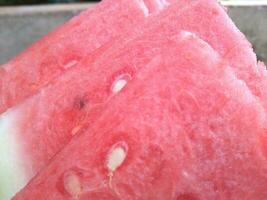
(1, 0, 267, 198)
(160, 0, 267, 111)
(13, 32, 267, 200)
(0, 0, 171, 114)
(0, 8, 191, 197)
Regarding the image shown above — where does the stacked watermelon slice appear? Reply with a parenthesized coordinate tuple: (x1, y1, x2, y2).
(0, 0, 267, 199)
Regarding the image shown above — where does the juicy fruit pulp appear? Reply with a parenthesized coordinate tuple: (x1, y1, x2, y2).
(0, 0, 154, 114)
(0, 0, 173, 198)
(13, 32, 267, 200)
(1, 0, 267, 199)
(0, 0, 200, 198)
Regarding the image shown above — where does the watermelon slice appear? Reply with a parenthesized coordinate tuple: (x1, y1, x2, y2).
(13, 32, 267, 200)
(0, 1, 201, 198)
(1, 0, 267, 198)
(0, 0, 171, 114)
(0, 10, 190, 198)
(159, 0, 267, 111)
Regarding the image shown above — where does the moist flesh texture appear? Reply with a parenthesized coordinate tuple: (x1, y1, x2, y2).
(13, 32, 267, 200)
(0, 0, 156, 114)
(2, 0, 266, 116)
(0, 0, 174, 198)
(0, 1, 197, 199)
(2, 0, 267, 199)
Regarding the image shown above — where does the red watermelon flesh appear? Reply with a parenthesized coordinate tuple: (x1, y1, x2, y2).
(13, 32, 267, 200)
(0, 0, 172, 114)
(1, 0, 267, 198)
(0, 1, 211, 198)
(1, 0, 265, 116)
(0, 17, 195, 200)
(154, 0, 267, 112)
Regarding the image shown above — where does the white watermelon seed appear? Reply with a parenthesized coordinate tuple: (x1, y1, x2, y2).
(63, 172, 82, 199)
(63, 60, 78, 69)
(106, 142, 128, 188)
(111, 74, 131, 94)
(107, 146, 127, 172)
(71, 125, 82, 136)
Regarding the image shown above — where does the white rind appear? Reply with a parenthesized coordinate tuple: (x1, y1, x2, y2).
(0, 109, 27, 200)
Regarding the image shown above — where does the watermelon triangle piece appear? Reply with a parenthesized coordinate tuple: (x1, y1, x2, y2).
(0, 0, 172, 114)
(0, 1, 204, 198)
(160, 0, 267, 112)
(13, 32, 267, 200)
(0, 3, 192, 196)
